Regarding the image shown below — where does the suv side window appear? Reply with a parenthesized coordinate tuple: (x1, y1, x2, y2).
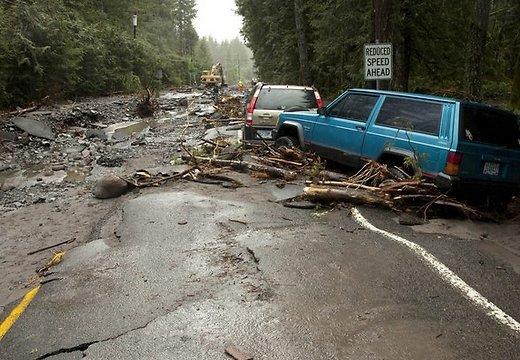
(376, 97, 443, 135)
(328, 94, 378, 122)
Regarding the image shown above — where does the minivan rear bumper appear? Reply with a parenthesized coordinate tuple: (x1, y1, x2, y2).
(243, 125, 275, 141)
(435, 172, 520, 194)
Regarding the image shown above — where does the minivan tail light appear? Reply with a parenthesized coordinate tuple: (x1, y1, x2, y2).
(245, 88, 261, 127)
(445, 151, 463, 176)
(314, 89, 324, 108)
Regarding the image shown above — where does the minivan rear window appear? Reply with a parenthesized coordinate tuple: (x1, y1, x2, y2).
(461, 105, 520, 149)
(376, 97, 443, 135)
(255, 88, 317, 111)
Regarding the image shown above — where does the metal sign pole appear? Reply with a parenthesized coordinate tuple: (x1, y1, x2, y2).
(375, 39, 380, 90)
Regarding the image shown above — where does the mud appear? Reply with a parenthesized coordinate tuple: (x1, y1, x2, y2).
(0, 87, 246, 310)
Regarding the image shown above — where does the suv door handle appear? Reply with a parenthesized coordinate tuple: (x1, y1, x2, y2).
(260, 114, 272, 118)
(356, 125, 366, 131)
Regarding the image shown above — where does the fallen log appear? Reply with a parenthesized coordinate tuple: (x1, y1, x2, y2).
(123, 167, 197, 188)
(251, 155, 303, 167)
(7, 96, 50, 117)
(304, 186, 393, 208)
(432, 199, 489, 220)
(318, 170, 348, 181)
(305, 180, 383, 192)
(188, 156, 297, 180)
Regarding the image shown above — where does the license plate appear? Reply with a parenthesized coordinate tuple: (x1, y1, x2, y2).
(483, 162, 500, 176)
(256, 130, 273, 139)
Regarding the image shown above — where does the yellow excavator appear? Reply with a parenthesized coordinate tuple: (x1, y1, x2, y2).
(200, 62, 225, 87)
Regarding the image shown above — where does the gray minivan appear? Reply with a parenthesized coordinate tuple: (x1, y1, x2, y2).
(243, 83, 323, 140)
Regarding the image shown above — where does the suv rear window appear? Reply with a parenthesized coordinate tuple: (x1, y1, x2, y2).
(461, 105, 520, 149)
(376, 97, 443, 135)
(255, 88, 317, 111)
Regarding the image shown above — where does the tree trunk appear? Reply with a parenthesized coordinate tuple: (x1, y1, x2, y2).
(304, 186, 393, 209)
(394, 0, 412, 92)
(512, 56, 520, 110)
(372, 0, 393, 90)
(464, 0, 491, 101)
(294, 0, 312, 86)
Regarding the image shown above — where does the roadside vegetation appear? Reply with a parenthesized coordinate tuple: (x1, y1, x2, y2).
(0, 0, 207, 109)
(236, 0, 520, 110)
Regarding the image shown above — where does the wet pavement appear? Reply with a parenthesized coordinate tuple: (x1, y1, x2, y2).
(1, 89, 519, 359)
(1, 177, 519, 359)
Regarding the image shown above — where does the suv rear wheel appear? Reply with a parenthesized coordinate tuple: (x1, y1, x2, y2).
(274, 136, 299, 149)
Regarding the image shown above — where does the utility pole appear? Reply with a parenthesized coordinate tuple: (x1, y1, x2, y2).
(133, 12, 138, 39)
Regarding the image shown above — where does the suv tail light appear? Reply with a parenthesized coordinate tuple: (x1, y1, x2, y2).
(245, 87, 261, 127)
(314, 89, 324, 108)
(445, 151, 463, 176)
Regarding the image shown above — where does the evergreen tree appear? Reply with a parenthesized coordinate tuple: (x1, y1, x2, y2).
(236, 0, 519, 109)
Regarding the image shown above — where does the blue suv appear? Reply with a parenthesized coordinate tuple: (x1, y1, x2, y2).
(274, 89, 520, 195)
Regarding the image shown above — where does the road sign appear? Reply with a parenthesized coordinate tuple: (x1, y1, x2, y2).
(364, 43, 392, 81)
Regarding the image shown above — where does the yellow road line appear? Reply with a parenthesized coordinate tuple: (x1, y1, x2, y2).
(0, 286, 40, 341)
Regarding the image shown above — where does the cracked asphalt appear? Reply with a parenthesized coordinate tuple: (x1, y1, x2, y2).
(1, 176, 519, 359)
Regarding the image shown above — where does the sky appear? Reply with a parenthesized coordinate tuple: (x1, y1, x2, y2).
(194, 0, 243, 42)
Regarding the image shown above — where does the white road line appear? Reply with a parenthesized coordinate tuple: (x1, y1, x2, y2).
(351, 208, 520, 335)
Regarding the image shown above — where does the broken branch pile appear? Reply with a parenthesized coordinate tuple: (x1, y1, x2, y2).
(216, 96, 244, 118)
(306, 160, 490, 220)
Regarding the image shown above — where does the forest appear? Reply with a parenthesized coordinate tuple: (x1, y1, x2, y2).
(0, 0, 254, 109)
(236, 0, 520, 110)
(0, 0, 196, 107)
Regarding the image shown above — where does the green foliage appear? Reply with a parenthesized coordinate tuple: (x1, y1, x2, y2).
(236, 0, 519, 103)
(0, 0, 201, 108)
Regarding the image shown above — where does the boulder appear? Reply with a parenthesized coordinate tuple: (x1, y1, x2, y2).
(92, 174, 129, 199)
(12, 117, 55, 140)
(85, 129, 108, 141)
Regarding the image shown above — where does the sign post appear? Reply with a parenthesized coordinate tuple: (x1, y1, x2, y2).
(132, 13, 138, 39)
(364, 43, 392, 89)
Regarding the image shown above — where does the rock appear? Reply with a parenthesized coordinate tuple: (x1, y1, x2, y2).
(12, 117, 55, 140)
(33, 196, 46, 204)
(85, 129, 108, 141)
(0, 130, 18, 142)
(211, 112, 224, 119)
(398, 213, 426, 226)
(0, 164, 12, 172)
(52, 164, 66, 171)
(92, 174, 129, 199)
(97, 155, 124, 168)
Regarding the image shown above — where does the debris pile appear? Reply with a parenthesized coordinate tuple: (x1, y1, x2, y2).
(136, 89, 158, 118)
(305, 160, 491, 220)
(182, 139, 320, 182)
(216, 96, 243, 119)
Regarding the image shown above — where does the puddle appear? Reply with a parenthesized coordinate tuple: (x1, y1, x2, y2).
(160, 92, 203, 100)
(157, 111, 178, 124)
(269, 184, 304, 202)
(0, 167, 68, 190)
(412, 218, 520, 274)
(104, 120, 155, 141)
(64, 168, 88, 183)
(22, 164, 46, 178)
(204, 126, 241, 141)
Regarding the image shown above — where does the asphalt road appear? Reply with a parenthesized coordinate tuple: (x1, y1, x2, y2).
(1, 177, 519, 359)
